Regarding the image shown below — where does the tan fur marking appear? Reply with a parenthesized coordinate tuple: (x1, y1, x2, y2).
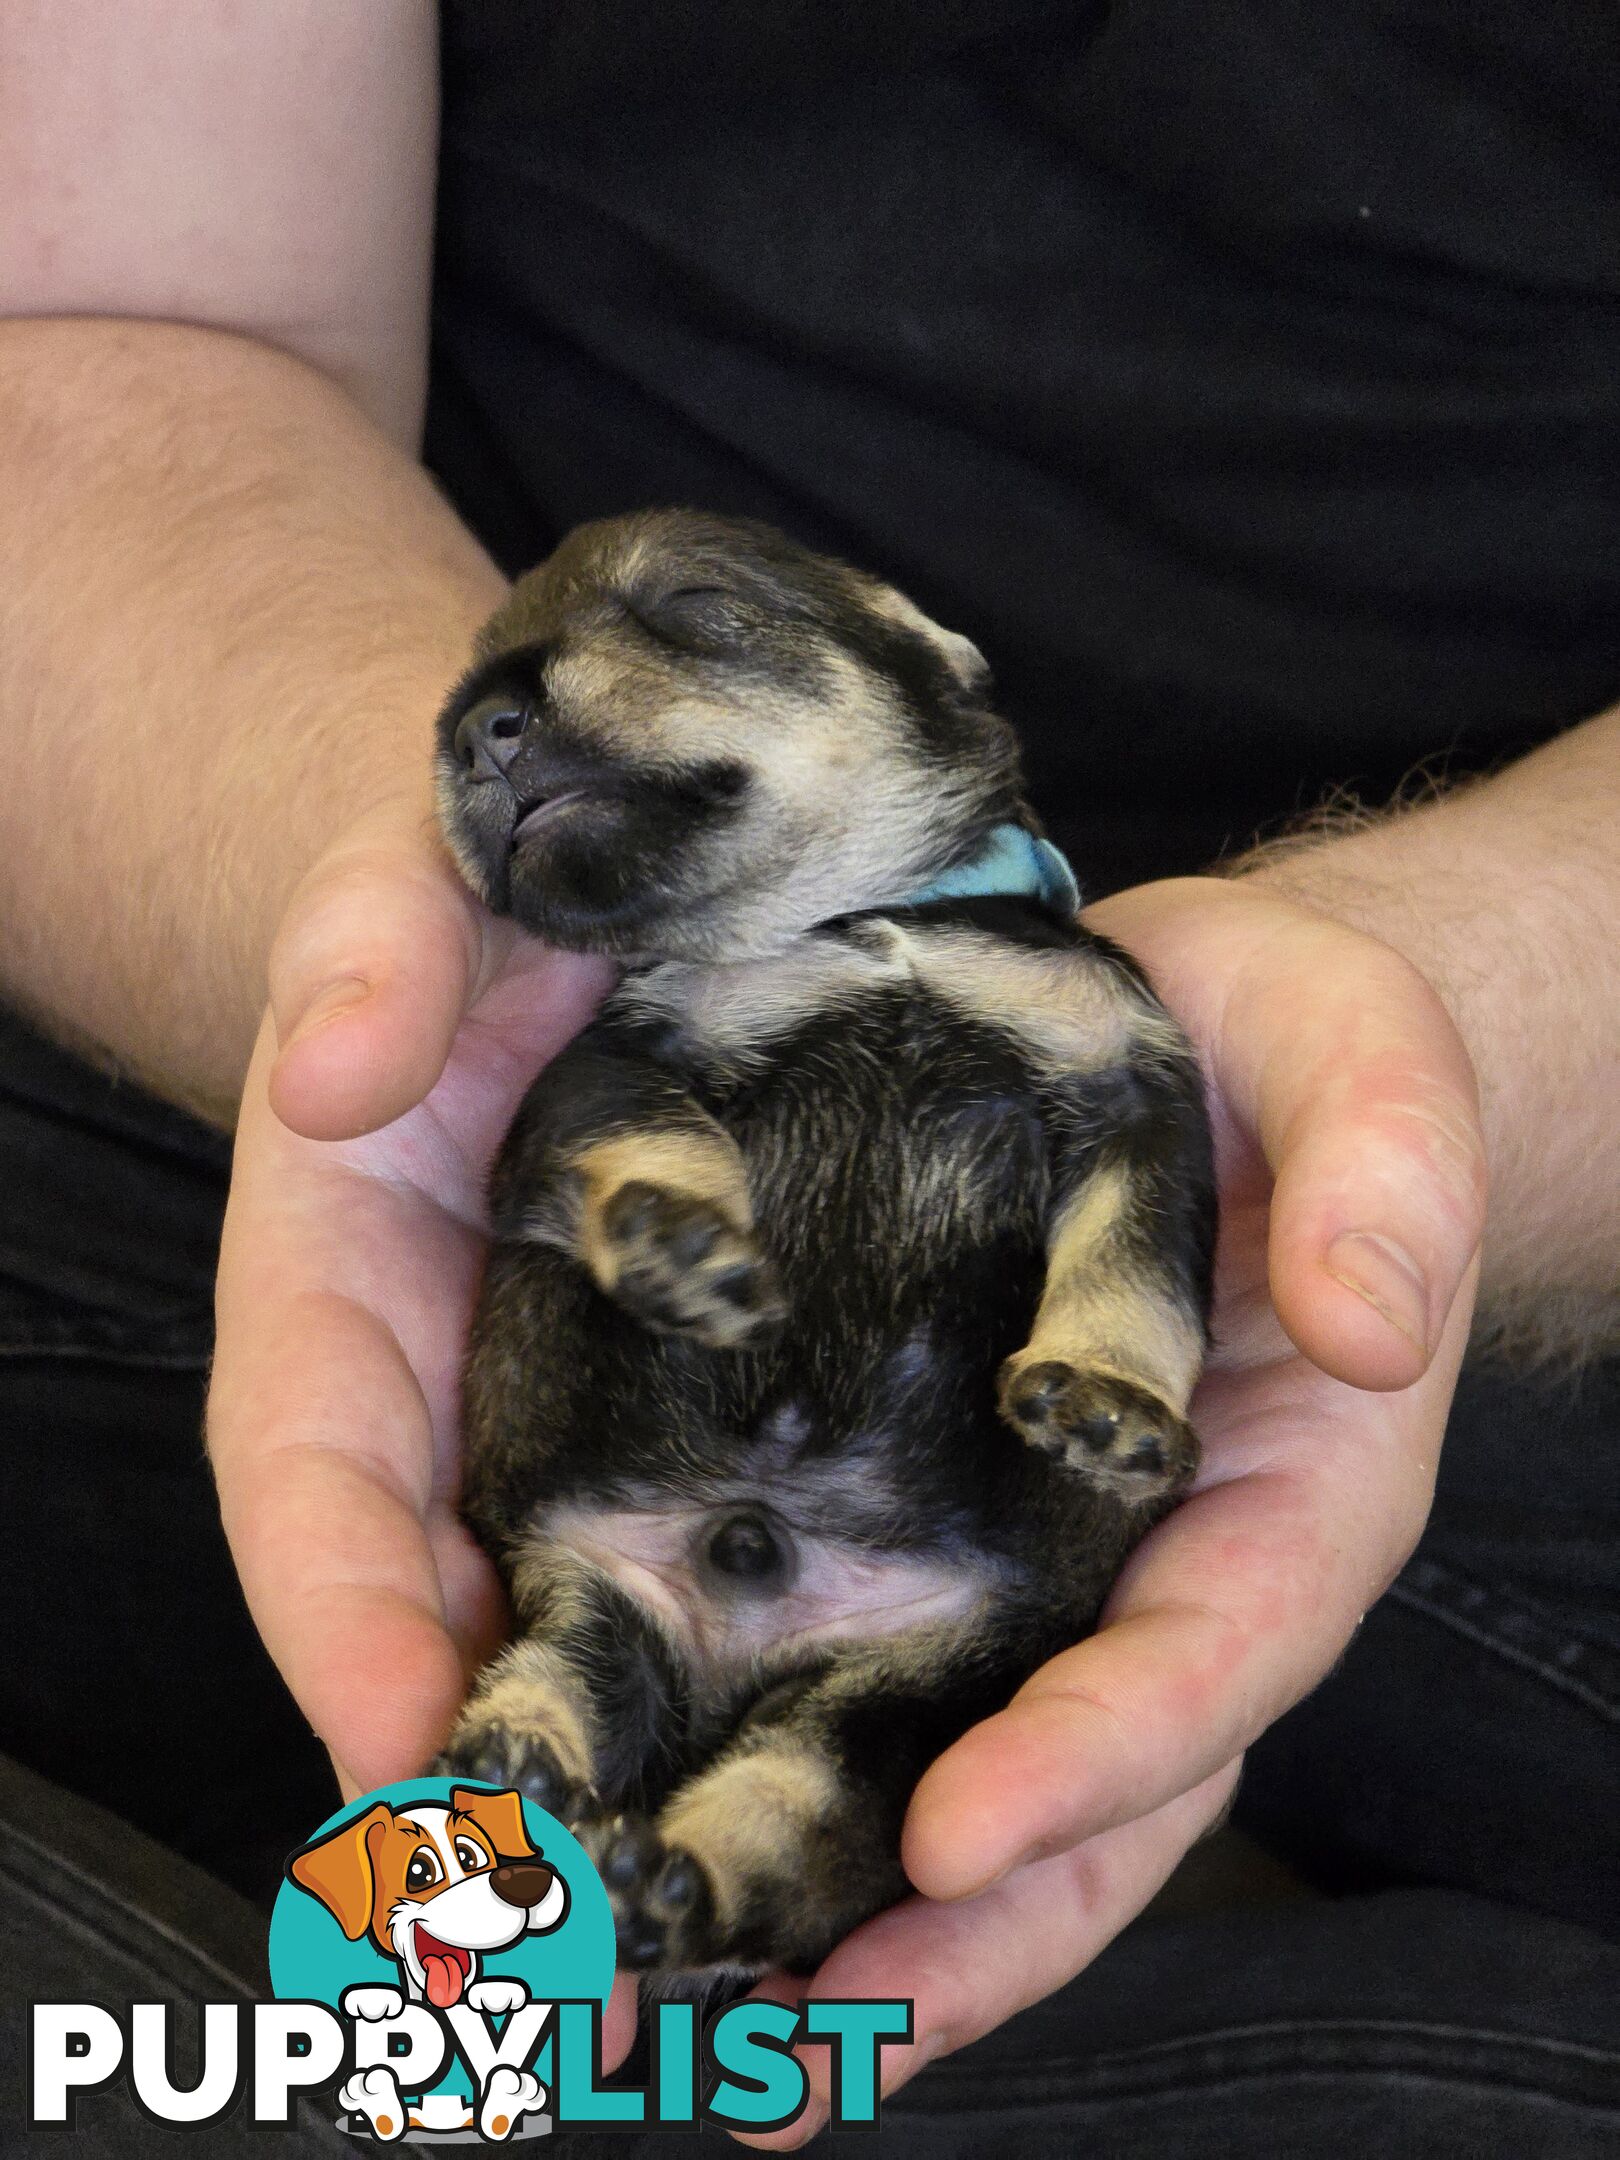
(454, 1637, 598, 1789)
(656, 1744, 840, 1925)
(615, 924, 1184, 1082)
(1021, 1162, 1203, 1410)
(575, 1130, 753, 1213)
(613, 938, 906, 1065)
(569, 1129, 755, 1277)
(563, 1127, 779, 1346)
(859, 579, 989, 689)
(896, 926, 1187, 1077)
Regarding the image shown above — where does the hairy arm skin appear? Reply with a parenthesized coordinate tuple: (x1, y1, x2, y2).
(1222, 707, 1620, 1362)
(0, 324, 505, 1123)
(0, 0, 503, 1125)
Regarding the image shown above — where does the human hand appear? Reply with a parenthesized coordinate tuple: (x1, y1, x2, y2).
(727, 874, 1487, 2146)
(206, 785, 638, 2054)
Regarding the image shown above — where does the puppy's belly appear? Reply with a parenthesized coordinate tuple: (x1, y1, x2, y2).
(545, 1500, 990, 1678)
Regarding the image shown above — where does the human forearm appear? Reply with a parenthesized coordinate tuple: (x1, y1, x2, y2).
(0, 317, 505, 1123)
(1232, 707, 1620, 1357)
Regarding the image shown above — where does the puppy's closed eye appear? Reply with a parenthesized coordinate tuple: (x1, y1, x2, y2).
(625, 586, 738, 655)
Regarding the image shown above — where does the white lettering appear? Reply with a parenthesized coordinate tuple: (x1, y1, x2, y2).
(29, 2004, 123, 2126)
(251, 2003, 345, 2124)
(130, 2002, 240, 2124)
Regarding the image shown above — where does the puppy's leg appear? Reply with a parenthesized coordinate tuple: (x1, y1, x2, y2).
(495, 1035, 783, 1350)
(438, 1545, 683, 1821)
(1000, 1045, 1215, 1506)
(588, 1627, 1002, 1976)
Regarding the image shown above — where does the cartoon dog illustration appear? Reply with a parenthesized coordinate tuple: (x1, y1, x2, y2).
(287, 1785, 568, 2142)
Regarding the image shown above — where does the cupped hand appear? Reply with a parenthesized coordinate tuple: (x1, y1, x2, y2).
(729, 873, 1487, 2148)
(206, 786, 636, 2051)
(212, 837, 1486, 2128)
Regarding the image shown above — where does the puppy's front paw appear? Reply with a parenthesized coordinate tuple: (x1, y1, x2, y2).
(599, 1181, 785, 1350)
(998, 1359, 1198, 1502)
(584, 1813, 717, 1973)
(341, 1985, 404, 2024)
(467, 1977, 530, 2018)
(434, 1726, 600, 1832)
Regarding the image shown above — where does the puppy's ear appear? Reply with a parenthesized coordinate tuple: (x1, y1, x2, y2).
(860, 578, 992, 698)
(453, 1785, 537, 1864)
(286, 1803, 391, 1940)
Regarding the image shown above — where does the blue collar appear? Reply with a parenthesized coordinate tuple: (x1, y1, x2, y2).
(901, 822, 1081, 922)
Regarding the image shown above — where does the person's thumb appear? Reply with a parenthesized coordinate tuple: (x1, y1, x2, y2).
(266, 798, 506, 1142)
(1250, 920, 1487, 1389)
(1089, 878, 1487, 1392)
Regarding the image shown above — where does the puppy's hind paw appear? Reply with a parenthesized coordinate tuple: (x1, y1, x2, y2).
(339, 2067, 406, 2143)
(999, 1359, 1198, 1502)
(434, 1726, 601, 1832)
(479, 2065, 546, 2142)
(583, 1813, 718, 1974)
(599, 1181, 785, 1350)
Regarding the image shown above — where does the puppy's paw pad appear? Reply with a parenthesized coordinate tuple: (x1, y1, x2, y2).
(999, 1360, 1197, 1499)
(585, 1813, 716, 1973)
(434, 1727, 601, 1830)
(602, 1181, 785, 1350)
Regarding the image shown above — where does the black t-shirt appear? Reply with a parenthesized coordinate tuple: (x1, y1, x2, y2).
(426, 1, 1620, 893)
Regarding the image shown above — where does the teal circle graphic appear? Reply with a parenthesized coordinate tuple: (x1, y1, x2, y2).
(269, 1777, 614, 2114)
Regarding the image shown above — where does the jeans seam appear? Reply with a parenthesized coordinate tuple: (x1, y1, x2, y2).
(3, 1864, 257, 2009)
(946, 2018, 1620, 2074)
(0, 1337, 212, 1368)
(902, 2071, 1620, 2119)
(1389, 1563, 1620, 1725)
(910, 2016, 1620, 2108)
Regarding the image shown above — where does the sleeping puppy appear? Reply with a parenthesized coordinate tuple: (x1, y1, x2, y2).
(434, 510, 1215, 1980)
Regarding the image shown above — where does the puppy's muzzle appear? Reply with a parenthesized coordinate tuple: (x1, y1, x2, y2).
(453, 699, 623, 835)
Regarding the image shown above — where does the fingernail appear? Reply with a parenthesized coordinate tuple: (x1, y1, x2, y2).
(1326, 1231, 1430, 1354)
(280, 975, 371, 1052)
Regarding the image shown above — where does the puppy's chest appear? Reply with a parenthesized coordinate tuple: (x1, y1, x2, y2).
(611, 925, 1053, 1247)
(540, 930, 1059, 1683)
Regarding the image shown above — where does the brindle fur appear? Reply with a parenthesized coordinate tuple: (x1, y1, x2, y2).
(434, 512, 1216, 1981)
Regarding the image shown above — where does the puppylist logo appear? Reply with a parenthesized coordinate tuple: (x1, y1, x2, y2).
(28, 1778, 913, 2141)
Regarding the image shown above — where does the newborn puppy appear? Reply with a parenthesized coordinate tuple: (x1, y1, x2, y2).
(434, 510, 1215, 1980)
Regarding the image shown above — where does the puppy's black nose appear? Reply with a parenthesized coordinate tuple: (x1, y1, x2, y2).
(454, 697, 530, 781)
(490, 1861, 555, 1908)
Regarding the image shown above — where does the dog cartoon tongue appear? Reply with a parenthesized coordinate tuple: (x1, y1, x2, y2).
(415, 1928, 470, 2009)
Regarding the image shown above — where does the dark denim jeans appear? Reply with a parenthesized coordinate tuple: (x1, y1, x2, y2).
(0, 1003, 1616, 2151)
(1, 1753, 1615, 2156)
